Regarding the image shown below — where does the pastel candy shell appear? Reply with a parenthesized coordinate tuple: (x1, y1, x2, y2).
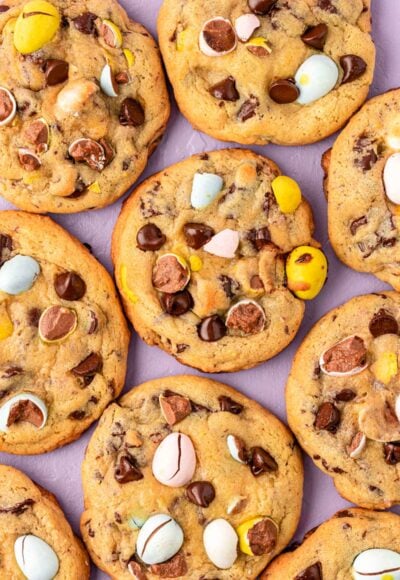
(152, 432, 196, 487)
(136, 514, 184, 565)
(203, 229, 240, 258)
(14, 534, 59, 580)
(0, 255, 40, 295)
(203, 519, 238, 569)
(295, 55, 338, 105)
(384, 153, 400, 205)
(352, 548, 400, 580)
(191, 172, 223, 209)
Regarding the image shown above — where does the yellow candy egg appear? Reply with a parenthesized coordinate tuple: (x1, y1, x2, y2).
(271, 175, 302, 214)
(237, 517, 264, 556)
(88, 181, 101, 194)
(101, 19, 123, 48)
(189, 255, 203, 272)
(14, 1, 60, 55)
(286, 246, 328, 300)
(120, 264, 138, 304)
(176, 29, 190, 52)
(0, 308, 13, 341)
(123, 48, 135, 67)
(371, 352, 398, 385)
(245, 37, 272, 53)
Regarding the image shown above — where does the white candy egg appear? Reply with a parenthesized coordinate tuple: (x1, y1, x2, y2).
(0, 255, 40, 295)
(203, 229, 240, 258)
(203, 519, 238, 569)
(191, 172, 223, 209)
(100, 64, 118, 97)
(0, 87, 17, 126)
(295, 55, 339, 105)
(352, 548, 400, 580)
(0, 393, 47, 432)
(384, 153, 400, 205)
(14, 535, 59, 580)
(234, 14, 260, 42)
(152, 432, 196, 487)
(136, 514, 184, 565)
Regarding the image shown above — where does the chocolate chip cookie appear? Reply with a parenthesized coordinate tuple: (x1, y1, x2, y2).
(112, 148, 328, 373)
(262, 508, 400, 579)
(0, 0, 169, 213)
(81, 375, 303, 579)
(158, 0, 375, 146)
(325, 89, 400, 290)
(0, 210, 129, 454)
(0, 464, 90, 578)
(286, 291, 400, 509)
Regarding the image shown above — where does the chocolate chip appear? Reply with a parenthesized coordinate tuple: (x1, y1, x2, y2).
(295, 562, 322, 580)
(44, 59, 69, 86)
(340, 55, 367, 84)
(269, 78, 299, 104)
(137, 223, 166, 251)
(150, 553, 188, 578)
(153, 255, 189, 294)
(0, 499, 35, 515)
(183, 223, 215, 249)
(54, 272, 86, 301)
(383, 442, 400, 465)
(18, 149, 41, 171)
(218, 395, 244, 414)
(69, 139, 106, 172)
(73, 12, 98, 34)
(198, 315, 226, 342)
(301, 23, 328, 50)
(202, 18, 236, 53)
(119, 98, 145, 127)
(249, 447, 278, 475)
(315, 402, 340, 433)
(186, 481, 216, 507)
(248, 0, 277, 14)
(0, 6, 10, 13)
(98, 138, 114, 167)
(7, 400, 44, 429)
(350, 216, 368, 235)
(237, 95, 259, 121)
(160, 392, 192, 425)
(335, 389, 356, 402)
(160, 290, 193, 316)
(209, 76, 239, 101)
(69, 410, 86, 420)
(369, 309, 399, 337)
(71, 353, 102, 378)
(219, 275, 240, 299)
(250, 275, 264, 290)
(0, 234, 12, 266)
(114, 455, 143, 483)
(248, 227, 271, 251)
(248, 518, 277, 555)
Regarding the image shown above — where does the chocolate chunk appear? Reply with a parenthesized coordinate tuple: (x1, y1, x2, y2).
(383, 442, 400, 465)
(295, 562, 322, 580)
(69, 139, 106, 172)
(137, 223, 166, 251)
(322, 336, 367, 374)
(18, 149, 41, 171)
(150, 552, 188, 578)
(202, 18, 236, 53)
(219, 275, 240, 299)
(269, 79, 299, 104)
(209, 76, 239, 101)
(335, 389, 356, 402)
(7, 400, 44, 429)
(119, 98, 145, 127)
(353, 134, 378, 172)
(0, 234, 12, 266)
(219, 395, 243, 414)
(27, 308, 41, 327)
(153, 255, 189, 294)
(44, 59, 69, 86)
(350, 216, 368, 235)
(186, 481, 216, 507)
(1, 366, 23, 379)
(88, 311, 98, 335)
(301, 23, 328, 50)
(248, 227, 271, 251)
(198, 315, 226, 342)
(0, 499, 35, 515)
(54, 272, 86, 301)
(183, 223, 214, 249)
(248, 0, 277, 14)
(249, 446, 278, 475)
(315, 402, 340, 433)
(248, 518, 277, 555)
(340, 55, 367, 84)
(71, 353, 102, 378)
(160, 290, 193, 316)
(250, 275, 264, 290)
(114, 455, 143, 483)
(24, 119, 49, 153)
(98, 138, 114, 167)
(69, 410, 86, 420)
(237, 95, 259, 122)
(226, 301, 266, 335)
(73, 12, 98, 34)
(160, 392, 192, 425)
(39, 306, 76, 342)
(0, 6, 10, 13)
(369, 309, 399, 337)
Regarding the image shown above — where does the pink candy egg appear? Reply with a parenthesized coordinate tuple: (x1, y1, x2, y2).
(152, 432, 196, 487)
(234, 14, 260, 42)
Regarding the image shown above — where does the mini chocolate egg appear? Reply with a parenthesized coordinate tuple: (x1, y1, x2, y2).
(191, 172, 223, 209)
(14, 0, 61, 55)
(100, 19, 123, 48)
(348, 432, 366, 459)
(295, 55, 338, 105)
(0, 255, 40, 295)
(203, 229, 240, 258)
(320, 335, 368, 377)
(100, 64, 118, 97)
(199, 17, 237, 57)
(234, 13, 260, 42)
(38, 305, 77, 343)
(203, 519, 238, 569)
(0, 393, 47, 432)
(14, 534, 59, 580)
(0, 87, 17, 126)
(352, 548, 400, 580)
(384, 153, 400, 205)
(152, 432, 196, 487)
(136, 514, 184, 565)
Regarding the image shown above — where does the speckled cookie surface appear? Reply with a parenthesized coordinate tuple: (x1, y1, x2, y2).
(158, 0, 375, 146)
(262, 508, 400, 579)
(0, 0, 169, 213)
(326, 89, 400, 290)
(112, 148, 326, 373)
(81, 376, 303, 579)
(0, 465, 90, 578)
(287, 292, 400, 509)
(0, 211, 129, 454)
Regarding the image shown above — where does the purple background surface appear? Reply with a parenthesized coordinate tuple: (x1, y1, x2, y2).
(1, 1, 400, 577)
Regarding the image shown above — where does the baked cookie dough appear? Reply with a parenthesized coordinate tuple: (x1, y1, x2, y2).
(0, 464, 90, 579)
(262, 508, 400, 579)
(112, 149, 327, 373)
(287, 292, 400, 509)
(0, 210, 129, 454)
(81, 375, 303, 579)
(325, 89, 400, 290)
(158, 0, 375, 146)
(0, 0, 169, 213)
